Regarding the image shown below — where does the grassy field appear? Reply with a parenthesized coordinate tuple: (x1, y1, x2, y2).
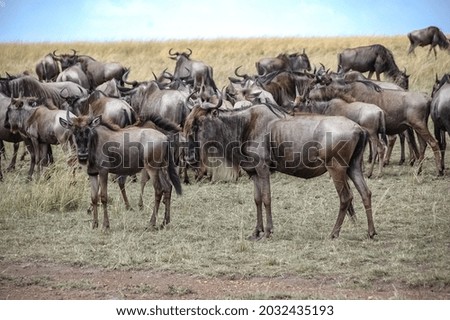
(0, 36, 449, 299)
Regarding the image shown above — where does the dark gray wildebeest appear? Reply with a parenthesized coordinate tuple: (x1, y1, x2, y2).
(184, 101, 376, 240)
(313, 80, 443, 176)
(168, 48, 218, 97)
(431, 74, 450, 172)
(294, 93, 387, 178)
(50, 49, 79, 71)
(255, 50, 312, 75)
(59, 111, 182, 230)
(7, 75, 88, 109)
(338, 44, 409, 89)
(407, 26, 450, 58)
(6, 97, 75, 180)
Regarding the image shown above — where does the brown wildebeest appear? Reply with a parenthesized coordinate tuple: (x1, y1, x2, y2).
(295, 94, 387, 178)
(59, 111, 182, 230)
(256, 50, 312, 75)
(313, 80, 442, 175)
(184, 102, 376, 240)
(6, 97, 74, 179)
(407, 26, 450, 58)
(431, 74, 450, 172)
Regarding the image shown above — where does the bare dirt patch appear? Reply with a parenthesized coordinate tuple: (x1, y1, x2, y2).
(0, 261, 447, 300)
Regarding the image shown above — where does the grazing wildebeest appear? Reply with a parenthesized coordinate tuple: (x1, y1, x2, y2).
(35, 53, 60, 82)
(431, 74, 450, 172)
(256, 50, 312, 75)
(6, 97, 74, 179)
(168, 48, 218, 96)
(184, 102, 376, 240)
(315, 80, 442, 175)
(338, 44, 409, 89)
(295, 94, 387, 178)
(407, 26, 450, 58)
(59, 111, 182, 230)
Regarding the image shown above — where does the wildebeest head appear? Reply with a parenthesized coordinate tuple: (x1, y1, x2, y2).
(51, 49, 78, 70)
(59, 110, 100, 164)
(6, 96, 43, 133)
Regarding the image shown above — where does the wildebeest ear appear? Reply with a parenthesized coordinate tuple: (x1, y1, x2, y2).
(59, 117, 72, 129)
(89, 115, 102, 128)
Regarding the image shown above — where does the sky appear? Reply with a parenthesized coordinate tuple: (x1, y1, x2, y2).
(0, 0, 449, 42)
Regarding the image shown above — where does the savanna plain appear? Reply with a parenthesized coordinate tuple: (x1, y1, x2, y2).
(0, 36, 449, 299)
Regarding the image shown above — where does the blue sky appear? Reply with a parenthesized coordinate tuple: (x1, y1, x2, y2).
(0, 0, 449, 42)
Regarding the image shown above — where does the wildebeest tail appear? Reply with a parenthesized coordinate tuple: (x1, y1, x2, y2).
(349, 128, 369, 170)
(167, 144, 182, 195)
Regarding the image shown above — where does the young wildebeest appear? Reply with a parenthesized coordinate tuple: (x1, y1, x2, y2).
(431, 74, 450, 172)
(338, 44, 409, 89)
(59, 111, 182, 230)
(6, 97, 75, 180)
(184, 102, 376, 240)
(295, 93, 387, 178)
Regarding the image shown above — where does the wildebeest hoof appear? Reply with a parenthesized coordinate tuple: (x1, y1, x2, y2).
(247, 230, 265, 241)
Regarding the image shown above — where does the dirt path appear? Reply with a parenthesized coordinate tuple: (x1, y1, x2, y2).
(0, 261, 447, 300)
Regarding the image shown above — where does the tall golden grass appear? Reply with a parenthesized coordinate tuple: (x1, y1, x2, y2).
(0, 37, 449, 299)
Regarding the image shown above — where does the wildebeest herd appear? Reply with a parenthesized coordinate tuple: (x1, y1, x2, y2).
(1, 26, 449, 240)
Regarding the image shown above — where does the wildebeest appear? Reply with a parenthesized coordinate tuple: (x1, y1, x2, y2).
(120, 80, 190, 128)
(184, 102, 376, 240)
(59, 111, 182, 230)
(295, 94, 387, 178)
(0, 93, 23, 181)
(256, 50, 312, 75)
(407, 26, 450, 58)
(314, 80, 442, 175)
(76, 54, 128, 90)
(6, 75, 88, 109)
(35, 53, 60, 82)
(168, 48, 218, 96)
(431, 74, 450, 172)
(56, 63, 90, 89)
(6, 97, 74, 179)
(338, 44, 409, 89)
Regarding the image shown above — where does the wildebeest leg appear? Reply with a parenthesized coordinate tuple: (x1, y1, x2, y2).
(411, 124, 443, 175)
(147, 169, 163, 229)
(367, 71, 374, 79)
(99, 172, 110, 230)
(434, 125, 446, 172)
(25, 141, 35, 181)
(6, 142, 20, 171)
(384, 135, 396, 166)
(117, 175, 132, 210)
(347, 165, 376, 239)
(89, 175, 100, 229)
(251, 169, 273, 240)
(0, 143, 3, 181)
(366, 134, 383, 178)
(328, 167, 353, 239)
(161, 184, 172, 227)
(138, 170, 150, 210)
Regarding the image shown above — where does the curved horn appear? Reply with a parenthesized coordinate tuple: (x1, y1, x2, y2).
(71, 49, 77, 56)
(168, 48, 177, 56)
(121, 69, 138, 87)
(186, 48, 192, 58)
(211, 91, 223, 110)
(51, 50, 61, 60)
(66, 107, 73, 125)
(234, 66, 248, 79)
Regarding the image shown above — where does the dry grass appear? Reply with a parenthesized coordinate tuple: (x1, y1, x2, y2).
(0, 36, 449, 298)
